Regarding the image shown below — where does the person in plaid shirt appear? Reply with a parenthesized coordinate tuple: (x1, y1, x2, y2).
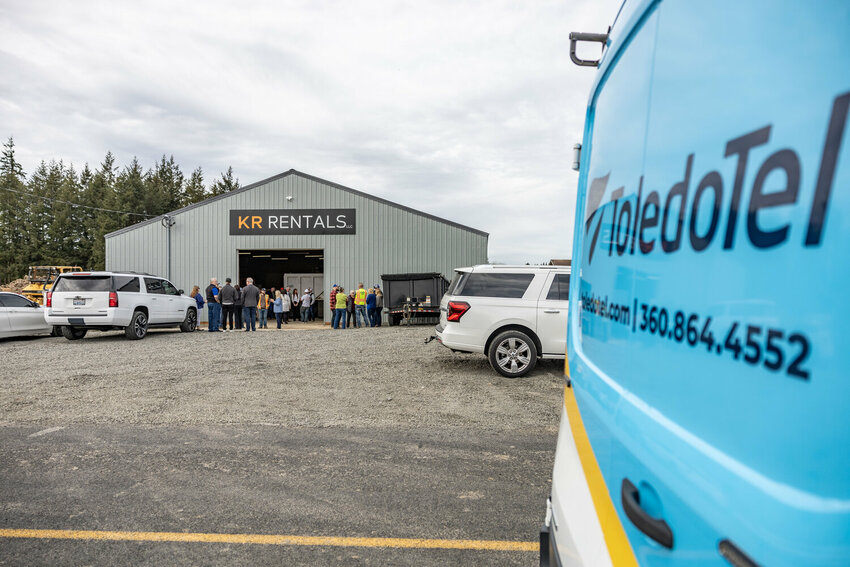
(329, 284, 338, 321)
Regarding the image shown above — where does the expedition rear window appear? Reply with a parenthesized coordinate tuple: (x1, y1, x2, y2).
(455, 273, 534, 298)
(53, 276, 112, 292)
(446, 271, 468, 295)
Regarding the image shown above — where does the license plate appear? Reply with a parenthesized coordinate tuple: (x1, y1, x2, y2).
(73, 299, 85, 306)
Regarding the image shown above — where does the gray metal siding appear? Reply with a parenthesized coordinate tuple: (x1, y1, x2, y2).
(106, 173, 488, 322)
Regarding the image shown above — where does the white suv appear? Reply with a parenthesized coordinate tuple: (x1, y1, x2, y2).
(45, 271, 198, 340)
(435, 265, 570, 377)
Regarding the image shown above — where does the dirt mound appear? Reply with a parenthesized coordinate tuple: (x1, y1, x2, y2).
(0, 277, 29, 293)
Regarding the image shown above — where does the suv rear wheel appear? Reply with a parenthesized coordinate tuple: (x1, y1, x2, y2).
(61, 326, 88, 340)
(125, 310, 148, 340)
(180, 309, 197, 332)
(488, 330, 537, 378)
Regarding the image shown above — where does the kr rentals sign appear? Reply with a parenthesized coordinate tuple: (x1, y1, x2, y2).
(229, 209, 356, 235)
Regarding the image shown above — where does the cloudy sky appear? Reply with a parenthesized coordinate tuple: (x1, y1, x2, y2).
(1, 0, 619, 263)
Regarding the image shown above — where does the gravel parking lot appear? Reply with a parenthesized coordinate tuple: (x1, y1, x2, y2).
(0, 324, 565, 566)
(0, 325, 565, 431)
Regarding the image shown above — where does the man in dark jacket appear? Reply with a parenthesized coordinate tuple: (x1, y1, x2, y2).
(234, 284, 244, 330)
(374, 284, 383, 326)
(205, 278, 222, 332)
(241, 277, 261, 332)
(220, 278, 236, 331)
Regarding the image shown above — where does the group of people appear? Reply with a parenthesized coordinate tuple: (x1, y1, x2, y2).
(330, 283, 383, 329)
(188, 278, 384, 331)
(268, 285, 318, 327)
(190, 278, 321, 332)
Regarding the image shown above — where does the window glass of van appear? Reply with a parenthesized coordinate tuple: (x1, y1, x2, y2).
(53, 276, 111, 292)
(456, 273, 534, 298)
(144, 278, 165, 294)
(114, 276, 141, 293)
(162, 280, 180, 296)
(546, 274, 570, 301)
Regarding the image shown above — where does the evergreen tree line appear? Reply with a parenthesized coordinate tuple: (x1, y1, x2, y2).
(0, 137, 240, 283)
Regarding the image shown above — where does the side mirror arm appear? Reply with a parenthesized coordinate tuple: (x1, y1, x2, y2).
(569, 32, 609, 67)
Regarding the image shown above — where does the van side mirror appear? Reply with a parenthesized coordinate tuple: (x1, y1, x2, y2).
(178, 289, 184, 296)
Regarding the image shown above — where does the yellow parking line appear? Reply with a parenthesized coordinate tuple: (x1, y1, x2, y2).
(0, 528, 537, 552)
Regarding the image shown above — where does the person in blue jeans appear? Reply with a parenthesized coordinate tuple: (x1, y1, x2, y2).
(190, 285, 205, 331)
(241, 277, 260, 332)
(300, 289, 312, 322)
(354, 284, 368, 328)
(258, 288, 269, 329)
(205, 278, 222, 332)
(374, 286, 383, 326)
(332, 287, 347, 329)
(366, 287, 377, 327)
(273, 290, 284, 329)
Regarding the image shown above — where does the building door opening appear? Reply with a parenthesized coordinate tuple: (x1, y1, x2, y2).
(286, 273, 325, 319)
(237, 249, 324, 294)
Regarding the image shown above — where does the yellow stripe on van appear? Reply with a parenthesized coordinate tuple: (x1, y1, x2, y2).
(564, 384, 639, 566)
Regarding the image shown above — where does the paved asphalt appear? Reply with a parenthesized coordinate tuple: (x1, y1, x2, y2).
(0, 424, 554, 566)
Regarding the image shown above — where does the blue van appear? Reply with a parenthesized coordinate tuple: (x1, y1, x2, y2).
(541, 1, 850, 566)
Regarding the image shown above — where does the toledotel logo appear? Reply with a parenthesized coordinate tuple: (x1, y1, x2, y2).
(584, 92, 848, 264)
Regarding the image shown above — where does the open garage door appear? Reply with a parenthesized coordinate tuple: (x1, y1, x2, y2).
(237, 249, 323, 293)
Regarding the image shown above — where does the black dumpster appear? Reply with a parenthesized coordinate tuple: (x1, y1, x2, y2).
(381, 272, 449, 326)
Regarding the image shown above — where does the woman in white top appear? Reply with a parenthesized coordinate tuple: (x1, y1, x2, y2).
(281, 287, 293, 324)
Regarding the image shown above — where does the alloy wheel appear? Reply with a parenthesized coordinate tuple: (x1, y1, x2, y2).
(495, 337, 531, 375)
(135, 313, 147, 338)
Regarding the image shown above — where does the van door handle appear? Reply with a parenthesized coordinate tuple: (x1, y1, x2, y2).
(621, 478, 673, 549)
(543, 309, 560, 314)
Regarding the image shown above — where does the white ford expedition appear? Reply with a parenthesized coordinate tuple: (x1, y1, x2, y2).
(45, 271, 198, 340)
(435, 265, 570, 377)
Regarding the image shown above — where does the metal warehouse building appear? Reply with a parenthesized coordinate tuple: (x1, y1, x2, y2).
(105, 169, 488, 324)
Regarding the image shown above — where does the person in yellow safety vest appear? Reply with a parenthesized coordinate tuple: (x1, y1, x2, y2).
(354, 283, 369, 328)
(257, 288, 270, 329)
(333, 287, 348, 329)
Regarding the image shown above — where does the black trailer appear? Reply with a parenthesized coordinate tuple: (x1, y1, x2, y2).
(381, 272, 450, 326)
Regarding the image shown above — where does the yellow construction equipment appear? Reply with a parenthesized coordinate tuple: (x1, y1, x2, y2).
(21, 266, 83, 305)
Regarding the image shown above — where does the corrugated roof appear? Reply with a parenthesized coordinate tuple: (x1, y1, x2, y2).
(105, 169, 488, 238)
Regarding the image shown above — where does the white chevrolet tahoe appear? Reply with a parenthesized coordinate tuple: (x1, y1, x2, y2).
(434, 265, 570, 377)
(45, 271, 198, 340)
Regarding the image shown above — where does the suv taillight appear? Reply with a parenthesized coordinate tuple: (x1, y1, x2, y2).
(447, 301, 470, 322)
(45, 291, 52, 308)
(109, 291, 119, 308)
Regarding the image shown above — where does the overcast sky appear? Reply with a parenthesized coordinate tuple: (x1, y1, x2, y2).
(1, 0, 619, 264)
